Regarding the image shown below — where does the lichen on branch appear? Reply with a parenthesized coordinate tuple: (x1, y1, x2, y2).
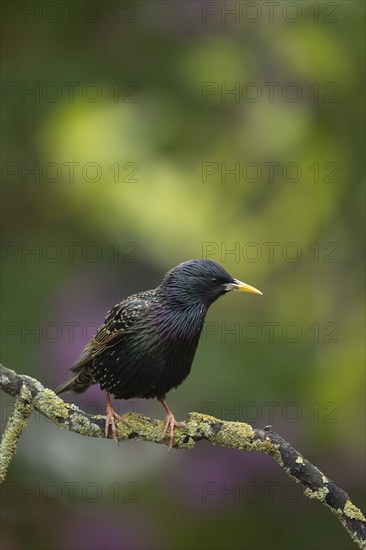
(0, 363, 365, 549)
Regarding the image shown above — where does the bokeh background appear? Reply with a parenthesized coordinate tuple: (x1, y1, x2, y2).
(1, 1, 364, 549)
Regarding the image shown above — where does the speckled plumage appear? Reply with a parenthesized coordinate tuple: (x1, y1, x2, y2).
(56, 259, 262, 445)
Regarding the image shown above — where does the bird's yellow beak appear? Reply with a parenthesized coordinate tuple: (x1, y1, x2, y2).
(227, 278, 263, 295)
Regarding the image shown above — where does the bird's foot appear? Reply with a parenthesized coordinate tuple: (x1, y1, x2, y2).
(105, 392, 129, 444)
(162, 413, 187, 450)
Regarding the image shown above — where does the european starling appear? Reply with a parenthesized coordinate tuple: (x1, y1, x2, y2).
(56, 259, 262, 447)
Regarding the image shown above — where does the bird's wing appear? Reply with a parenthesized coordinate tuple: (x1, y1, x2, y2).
(70, 294, 153, 372)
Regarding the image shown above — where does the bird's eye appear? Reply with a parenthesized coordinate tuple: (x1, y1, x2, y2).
(211, 277, 219, 285)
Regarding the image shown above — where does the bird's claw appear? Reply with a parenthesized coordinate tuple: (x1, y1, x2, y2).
(105, 398, 129, 444)
(162, 413, 187, 450)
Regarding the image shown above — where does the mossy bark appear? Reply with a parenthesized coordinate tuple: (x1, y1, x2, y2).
(1, 363, 365, 549)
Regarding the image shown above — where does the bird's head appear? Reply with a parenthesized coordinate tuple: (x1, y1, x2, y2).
(159, 259, 262, 309)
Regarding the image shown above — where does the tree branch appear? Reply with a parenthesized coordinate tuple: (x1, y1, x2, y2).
(1, 363, 365, 549)
(0, 384, 34, 483)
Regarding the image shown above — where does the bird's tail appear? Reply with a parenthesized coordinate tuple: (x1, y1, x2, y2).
(55, 367, 95, 395)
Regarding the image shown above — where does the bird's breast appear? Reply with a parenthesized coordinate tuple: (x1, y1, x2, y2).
(148, 305, 206, 393)
(153, 303, 206, 342)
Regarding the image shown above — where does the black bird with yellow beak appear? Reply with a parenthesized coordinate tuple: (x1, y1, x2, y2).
(56, 259, 262, 447)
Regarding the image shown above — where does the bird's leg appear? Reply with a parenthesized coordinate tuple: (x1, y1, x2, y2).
(159, 398, 187, 449)
(105, 391, 129, 444)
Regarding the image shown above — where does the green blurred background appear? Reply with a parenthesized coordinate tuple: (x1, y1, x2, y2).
(1, 1, 364, 549)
